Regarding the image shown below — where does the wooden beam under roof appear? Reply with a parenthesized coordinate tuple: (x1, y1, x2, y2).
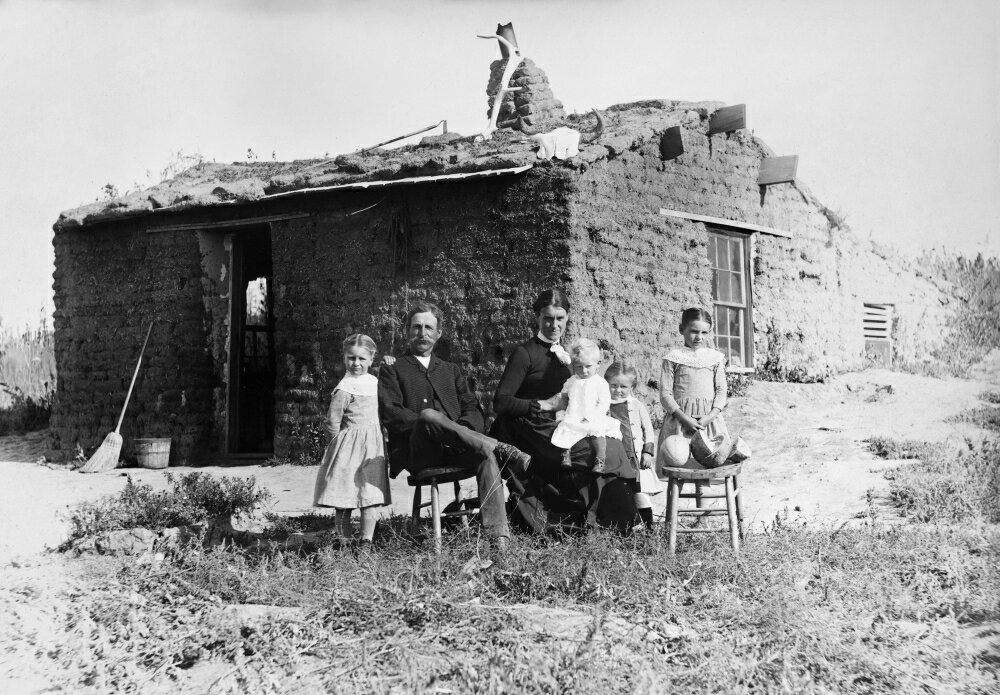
(658, 207, 793, 238)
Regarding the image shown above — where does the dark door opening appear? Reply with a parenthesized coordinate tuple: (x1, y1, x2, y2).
(228, 226, 275, 455)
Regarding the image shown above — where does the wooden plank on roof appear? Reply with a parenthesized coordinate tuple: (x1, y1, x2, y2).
(658, 207, 792, 238)
(659, 126, 684, 160)
(758, 155, 799, 186)
(708, 104, 746, 136)
(262, 165, 534, 200)
(146, 213, 311, 233)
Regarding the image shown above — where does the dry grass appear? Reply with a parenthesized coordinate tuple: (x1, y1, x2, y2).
(881, 438, 1000, 524)
(0, 317, 56, 434)
(12, 432, 997, 693)
(867, 436, 948, 460)
(6, 389, 998, 692)
(4, 521, 994, 693)
(948, 406, 1000, 434)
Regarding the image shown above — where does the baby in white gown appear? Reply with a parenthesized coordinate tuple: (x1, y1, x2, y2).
(538, 339, 622, 473)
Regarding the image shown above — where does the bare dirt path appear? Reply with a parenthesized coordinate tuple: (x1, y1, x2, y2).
(1, 365, 996, 562)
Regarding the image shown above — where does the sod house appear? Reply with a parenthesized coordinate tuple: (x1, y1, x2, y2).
(51, 92, 955, 464)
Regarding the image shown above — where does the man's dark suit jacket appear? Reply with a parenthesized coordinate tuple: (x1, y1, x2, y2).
(378, 354, 485, 476)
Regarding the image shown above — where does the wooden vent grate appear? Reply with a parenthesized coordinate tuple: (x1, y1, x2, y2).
(863, 304, 892, 340)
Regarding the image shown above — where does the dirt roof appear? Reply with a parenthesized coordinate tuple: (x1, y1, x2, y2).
(55, 99, 726, 230)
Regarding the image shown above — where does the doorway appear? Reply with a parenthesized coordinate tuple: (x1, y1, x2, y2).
(227, 226, 275, 455)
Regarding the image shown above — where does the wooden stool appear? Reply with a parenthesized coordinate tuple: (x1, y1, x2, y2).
(407, 466, 480, 551)
(661, 462, 744, 554)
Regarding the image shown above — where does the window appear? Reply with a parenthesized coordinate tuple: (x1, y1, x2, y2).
(707, 229, 753, 369)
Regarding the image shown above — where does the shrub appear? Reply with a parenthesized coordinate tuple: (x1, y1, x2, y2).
(727, 372, 753, 398)
(0, 383, 53, 435)
(980, 390, 1000, 405)
(65, 472, 271, 543)
(867, 436, 947, 460)
(947, 405, 1000, 433)
(909, 252, 1000, 376)
(286, 419, 327, 466)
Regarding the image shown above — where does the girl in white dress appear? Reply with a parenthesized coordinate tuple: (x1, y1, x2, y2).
(314, 334, 390, 545)
(658, 308, 730, 508)
(538, 339, 622, 473)
(658, 308, 730, 451)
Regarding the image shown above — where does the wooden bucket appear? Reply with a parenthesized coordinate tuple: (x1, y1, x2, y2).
(135, 438, 171, 469)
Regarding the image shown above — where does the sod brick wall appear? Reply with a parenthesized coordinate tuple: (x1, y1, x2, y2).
(564, 112, 954, 387)
(51, 171, 577, 463)
(267, 171, 575, 458)
(51, 223, 219, 463)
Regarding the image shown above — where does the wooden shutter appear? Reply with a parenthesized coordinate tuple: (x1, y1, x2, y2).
(863, 304, 892, 340)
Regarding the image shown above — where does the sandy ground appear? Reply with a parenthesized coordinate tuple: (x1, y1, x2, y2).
(1, 362, 997, 562)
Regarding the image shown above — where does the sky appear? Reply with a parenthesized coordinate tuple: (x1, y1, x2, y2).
(1, 0, 997, 328)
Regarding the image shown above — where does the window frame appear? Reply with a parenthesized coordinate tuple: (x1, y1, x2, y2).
(707, 227, 755, 372)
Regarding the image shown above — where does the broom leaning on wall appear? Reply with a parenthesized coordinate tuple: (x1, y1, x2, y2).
(79, 323, 154, 474)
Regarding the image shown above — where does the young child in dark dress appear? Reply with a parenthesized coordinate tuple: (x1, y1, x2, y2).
(605, 362, 661, 530)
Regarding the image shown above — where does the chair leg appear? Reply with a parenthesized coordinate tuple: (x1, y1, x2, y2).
(725, 476, 739, 554)
(454, 480, 469, 528)
(734, 475, 745, 539)
(431, 480, 442, 552)
(411, 484, 422, 525)
(667, 478, 680, 555)
(664, 476, 675, 534)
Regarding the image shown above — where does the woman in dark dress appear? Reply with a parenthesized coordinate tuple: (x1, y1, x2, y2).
(493, 289, 637, 533)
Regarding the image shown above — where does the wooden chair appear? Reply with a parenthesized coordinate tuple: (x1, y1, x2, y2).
(407, 466, 480, 551)
(661, 462, 744, 554)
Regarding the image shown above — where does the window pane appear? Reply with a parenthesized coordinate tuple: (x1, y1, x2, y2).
(730, 237, 743, 274)
(730, 346, 745, 368)
(718, 239, 731, 271)
(720, 271, 733, 302)
(729, 308, 741, 338)
(708, 237, 717, 269)
(711, 270, 719, 300)
(730, 272, 742, 305)
(717, 307, 731, 338)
